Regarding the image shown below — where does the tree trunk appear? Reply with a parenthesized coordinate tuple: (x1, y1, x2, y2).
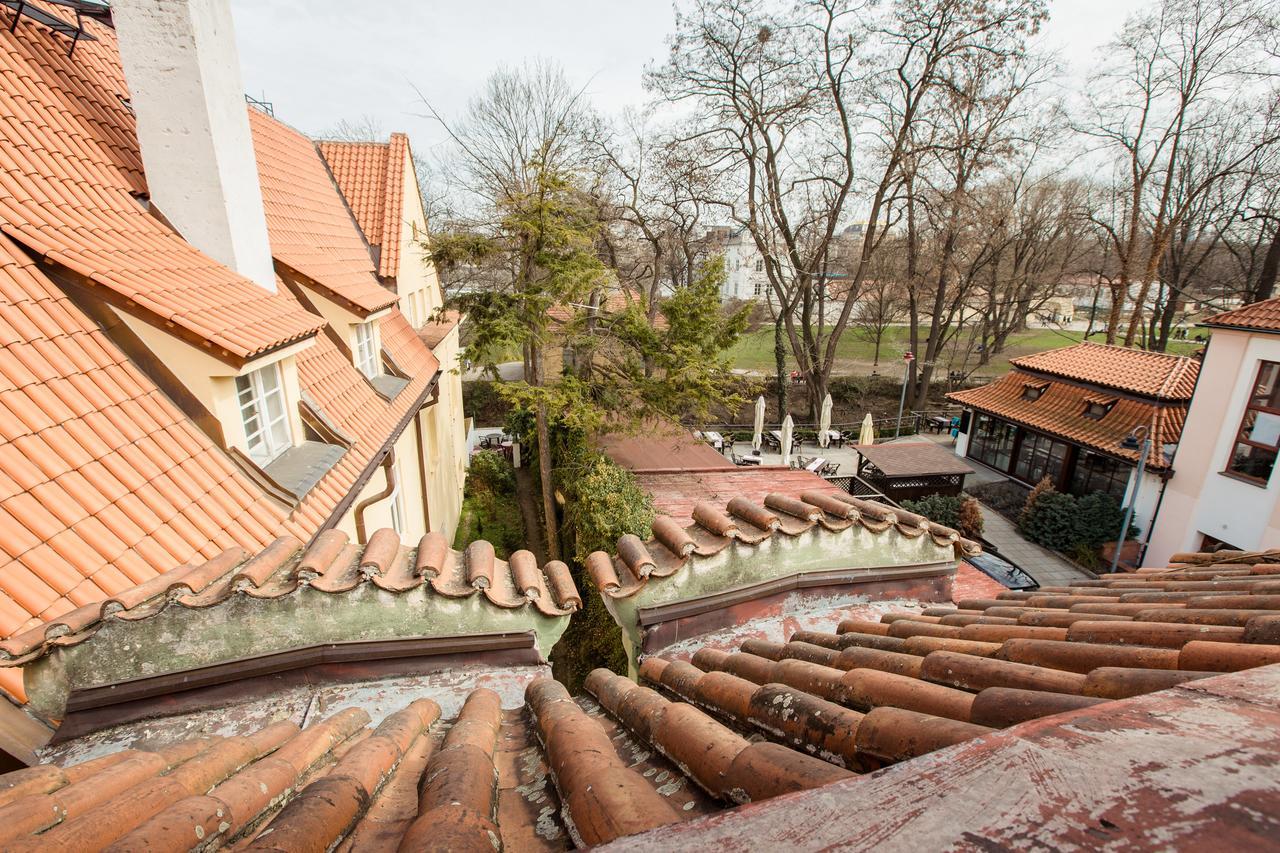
(528, 341, 560, 562)
(1252, 223, 1280, 304)
(773, 316, 788, 417)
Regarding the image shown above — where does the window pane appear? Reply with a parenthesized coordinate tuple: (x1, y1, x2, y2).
(1247, 410, 1280, 448)
(1253, 362, 1280, 408)
(1229, 442, 1277, 482)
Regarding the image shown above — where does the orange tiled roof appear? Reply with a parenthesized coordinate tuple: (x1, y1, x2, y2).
(0, 232, 289, 695)
(250, 110, 397, 315)
(635, 467, 845, 526)
(1203, 297, 1280, 333)
(317, 133, 409, 280)
(3, 553, 1279, 848)
(1010, 342, 1199, 400)
(0, 8, 323, 362)
(947, 371, 1187, 467)
(418, 308, 461, 349)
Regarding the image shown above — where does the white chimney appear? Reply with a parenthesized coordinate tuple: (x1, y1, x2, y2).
(111, 0, 277, 292)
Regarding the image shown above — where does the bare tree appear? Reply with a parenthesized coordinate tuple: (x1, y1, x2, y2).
(1081, 0, 1279, 345)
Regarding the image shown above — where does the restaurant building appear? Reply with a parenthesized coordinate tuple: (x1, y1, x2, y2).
(947, 342, 1200, 534)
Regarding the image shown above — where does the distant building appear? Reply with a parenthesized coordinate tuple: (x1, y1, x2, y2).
(947, 342, 1200, 537)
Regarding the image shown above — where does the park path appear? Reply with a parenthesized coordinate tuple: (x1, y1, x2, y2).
(513, 466, 549, 564)
(977, 503, 1094, 587)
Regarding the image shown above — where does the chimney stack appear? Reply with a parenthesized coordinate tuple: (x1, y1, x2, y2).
(111, 0, 276, 292)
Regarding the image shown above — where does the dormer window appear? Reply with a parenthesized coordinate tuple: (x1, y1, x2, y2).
(1022, 383, 1047, 402)
(1083, 398, 1116, 420)
(354, 321, 381, 379)
(236, 363, 292, 465)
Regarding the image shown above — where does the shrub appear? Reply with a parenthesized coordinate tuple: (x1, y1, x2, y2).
(1074, 492, 1131, 548)
(957, 496, 985, 539)
(901, 494, 963, 530)
(1020, 476, 1056, 527)
(1020, 490, 1080, 551)
(468, 449, 515, 495)
(560, 452, 655, 562)
(967, 480, 1029, 520)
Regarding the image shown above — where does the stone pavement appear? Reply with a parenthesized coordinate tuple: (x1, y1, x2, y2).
(977, 503, 1094, 587)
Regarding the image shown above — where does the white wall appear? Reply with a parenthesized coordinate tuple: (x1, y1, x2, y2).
(1149, 330, 1280, 563)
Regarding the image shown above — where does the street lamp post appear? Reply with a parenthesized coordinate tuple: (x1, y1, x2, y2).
(895, 351, 914, 438)
(1110, 426, 1151, 574)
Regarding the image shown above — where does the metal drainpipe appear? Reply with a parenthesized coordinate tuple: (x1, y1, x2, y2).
(413, 412, 432, 533)
(354, 452, 396, 545)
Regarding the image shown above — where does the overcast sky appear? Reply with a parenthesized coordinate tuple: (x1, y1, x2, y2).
(230, 0, 1151, 161)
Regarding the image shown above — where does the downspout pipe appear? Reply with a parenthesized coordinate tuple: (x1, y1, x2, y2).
(354, 452, 396, 545)
(413, 412, 432, 533)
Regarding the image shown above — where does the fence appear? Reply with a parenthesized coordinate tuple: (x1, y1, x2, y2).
(823, 474, 898, 507)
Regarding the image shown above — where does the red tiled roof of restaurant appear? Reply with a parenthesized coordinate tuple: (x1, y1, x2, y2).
(0, 10, 323, 362)
(250, 110, 397, 315)
(947, 371, 1187, 468)
(316, 133, 409, 280)
(1010, 342, 1199, 400)
(0, 234, 289, 695)
(1202, 297, 1280, 334)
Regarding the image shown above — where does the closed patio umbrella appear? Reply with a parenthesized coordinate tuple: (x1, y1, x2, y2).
(781, 414, 795, 466)
(858, 413, 875, 446)
(752, 395, 766, 451)
(818, 393, 833, 448)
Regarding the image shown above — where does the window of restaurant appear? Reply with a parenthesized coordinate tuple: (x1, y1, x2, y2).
(967, 413, 1017, 472)
(1012, 429, 1070, 486)
(1225, 360, 1280, 485)
(1069, 449, 1131, 503)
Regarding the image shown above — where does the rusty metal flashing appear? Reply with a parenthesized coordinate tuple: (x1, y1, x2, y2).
(635, 562, 956, 627)
(64, 631, 537, 716)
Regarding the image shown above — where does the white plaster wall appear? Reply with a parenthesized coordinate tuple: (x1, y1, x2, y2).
(111, 0, 276, 292)
(1148, 330, 1280, 563)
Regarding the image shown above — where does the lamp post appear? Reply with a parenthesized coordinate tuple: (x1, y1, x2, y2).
(895, 351, 913, 438)
(1110, 426, 1151, 574)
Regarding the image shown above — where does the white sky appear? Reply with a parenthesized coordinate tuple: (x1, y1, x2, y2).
(230, 0, 1152, 160)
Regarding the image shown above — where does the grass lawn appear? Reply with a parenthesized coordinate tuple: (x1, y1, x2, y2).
(725, 325, 1199, 380)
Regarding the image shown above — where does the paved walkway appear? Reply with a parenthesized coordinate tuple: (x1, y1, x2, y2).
(976, 503, 1094, 587)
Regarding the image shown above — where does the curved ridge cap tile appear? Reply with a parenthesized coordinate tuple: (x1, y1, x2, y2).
(308, 543, 364, 593)
(731, 518, 775, 544)
(848, 496, 896, 524)
(727, 496, 779, 532)
(958, 538, 983, 556)
(508, 550, 543, 600)
(685, 524, 734, 556)
(652, 516, 695, 557)
(799, 490, 858, 519)
(644, 539, 691, 578)
(774, 514, 817, 536)
(239, 537, 309, 599)
(415, 531, 451, 579)
(371, 547, 419, 592)
(174, 548, 257, 608)
(429, 547, 472, 598)
(297, 529, 351, 581)
(466, 540, 496, 590)
(481, 556, 527, 608)
(764, 493, 822, 522)
(692, 502, 739, 538)
(617, 534, 656, 581)
(586, 551, 621, 595)
(359, 528, 403, 579)
(542, 560, 582, 612)
(891, 507, 930, 533)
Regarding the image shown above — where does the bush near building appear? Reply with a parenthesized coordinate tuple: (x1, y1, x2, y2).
(1018, 479, 1134, 561)
(453, 451, 524, 559)
(901, 494, 984, 540)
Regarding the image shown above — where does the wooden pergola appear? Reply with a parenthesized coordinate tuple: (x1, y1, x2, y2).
(855, 441, 974, 503)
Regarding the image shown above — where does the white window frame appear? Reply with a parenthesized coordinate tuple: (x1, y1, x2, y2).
(354, 321, 380, 379)
(236, 363, 292, 466)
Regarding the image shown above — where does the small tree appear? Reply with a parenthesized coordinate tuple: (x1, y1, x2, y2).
(1019, 476, 1056, 526)
(957, 496, 985, 539)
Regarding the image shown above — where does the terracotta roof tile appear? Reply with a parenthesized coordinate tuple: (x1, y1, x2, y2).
(252, 111, 397, 315)
(317, 134, 409, 280)
(0, 10, 323, 362)
(1, 547, 1276, 849)
(948, 370, 1188, 467)
(1203, 297, 1280, 333)
(1008, 342, 1199, 400)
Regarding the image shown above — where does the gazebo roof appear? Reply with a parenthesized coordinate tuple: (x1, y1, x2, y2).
(857, 441, 974, 478)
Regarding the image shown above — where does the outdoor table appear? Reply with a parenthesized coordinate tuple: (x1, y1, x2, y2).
(819, 429, 843, 447)
(926, 415, 950, 434)
(804, 456, 826, 472)
(701, 430, 726, 451)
